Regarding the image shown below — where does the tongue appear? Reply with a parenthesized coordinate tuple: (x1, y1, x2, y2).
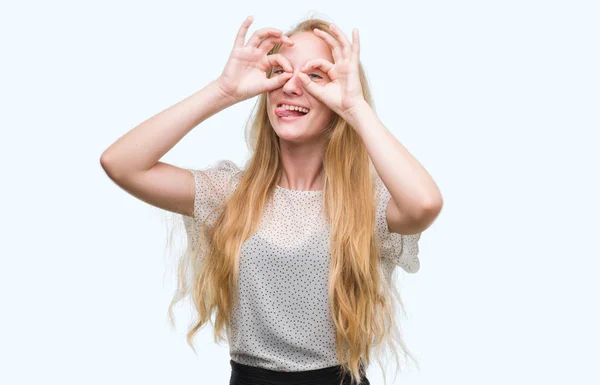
(275, 107, 305, 117)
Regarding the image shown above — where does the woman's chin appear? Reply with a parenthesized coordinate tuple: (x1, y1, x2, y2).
(273, 125, 309, 141)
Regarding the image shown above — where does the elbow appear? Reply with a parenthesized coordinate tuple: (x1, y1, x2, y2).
(421, 196, 443, 222)
(99, 151, 123, 181)
(99, 151, 111, 170)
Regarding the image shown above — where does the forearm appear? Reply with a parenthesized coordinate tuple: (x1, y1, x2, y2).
(100, 79, 236, 177)
(347, 102, 443, 218)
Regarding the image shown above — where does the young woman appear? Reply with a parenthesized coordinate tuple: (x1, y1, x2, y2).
(101, 15, 443, 385)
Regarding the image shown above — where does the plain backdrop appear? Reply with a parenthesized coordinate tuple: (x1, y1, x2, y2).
(1, 1, 598, 384)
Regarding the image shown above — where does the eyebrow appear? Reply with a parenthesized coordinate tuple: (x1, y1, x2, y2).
(272, 64, 327, 74)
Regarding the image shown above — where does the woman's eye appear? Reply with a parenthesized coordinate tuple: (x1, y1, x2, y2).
(273, 70, 321, 80)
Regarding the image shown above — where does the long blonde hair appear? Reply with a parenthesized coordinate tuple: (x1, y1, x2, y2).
(166, 17, 417, 385)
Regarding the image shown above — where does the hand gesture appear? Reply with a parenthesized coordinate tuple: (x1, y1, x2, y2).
(297, 25, 366, 121)
(216, 16, 294, 103)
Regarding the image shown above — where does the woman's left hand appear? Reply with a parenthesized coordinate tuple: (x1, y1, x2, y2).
(297, 25, 367, 122)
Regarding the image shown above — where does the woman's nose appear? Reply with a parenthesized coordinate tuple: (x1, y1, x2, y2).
(282, 70, 304, 96)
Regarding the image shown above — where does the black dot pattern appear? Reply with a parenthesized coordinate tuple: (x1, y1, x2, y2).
(180, 159, 421, 371)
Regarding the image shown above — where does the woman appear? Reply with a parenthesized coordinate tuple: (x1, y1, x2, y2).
(101, 15, 443, 385)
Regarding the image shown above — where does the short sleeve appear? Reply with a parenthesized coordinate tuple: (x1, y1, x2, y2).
(181, 159, 242, 249)
(374, 175, 421, 274)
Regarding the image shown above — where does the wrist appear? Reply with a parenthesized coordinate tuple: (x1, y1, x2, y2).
(212, 78, 240, 106)
(342, 100, 372, 128)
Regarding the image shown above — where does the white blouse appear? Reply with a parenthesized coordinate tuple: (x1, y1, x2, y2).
(181, 159, 421, 371)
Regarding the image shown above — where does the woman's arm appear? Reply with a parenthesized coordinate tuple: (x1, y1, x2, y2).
(100, 80, 234, 179)
(348, 102, 443, 235)
(99, 17, 294, 217)
(296, 25, 443, 234)
(99, 81, 235, 217)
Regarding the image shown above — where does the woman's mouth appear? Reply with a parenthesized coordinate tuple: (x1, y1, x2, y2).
(275, 103, 310, 121)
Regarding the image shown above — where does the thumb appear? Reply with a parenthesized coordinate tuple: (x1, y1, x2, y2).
(297, 72, 324, 102)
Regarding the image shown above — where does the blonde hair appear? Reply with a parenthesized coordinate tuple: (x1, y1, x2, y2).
(166, 17, 417, 385)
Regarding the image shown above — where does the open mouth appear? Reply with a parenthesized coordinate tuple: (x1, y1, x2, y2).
(275, 103, 310, 120)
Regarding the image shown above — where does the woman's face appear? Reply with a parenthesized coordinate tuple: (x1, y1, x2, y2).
(266, 31, 335, 144)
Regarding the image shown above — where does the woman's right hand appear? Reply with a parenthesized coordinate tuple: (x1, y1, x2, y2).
(215, 16, 295, 103)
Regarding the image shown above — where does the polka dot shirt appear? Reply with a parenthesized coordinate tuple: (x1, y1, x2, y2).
(181, 159, 421, 371)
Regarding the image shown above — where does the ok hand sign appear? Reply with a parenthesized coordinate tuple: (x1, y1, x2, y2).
(216, 16, 295, 103)
(297, 25, 366, 122)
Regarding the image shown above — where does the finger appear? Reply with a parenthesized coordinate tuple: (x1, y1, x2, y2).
(246, 28, 283, 48)
(329, 24, 351, 58)
(257, 35, 294, 53)
(234, 16, 253, 48)
(300, 58, 335, 78)
(264, 71, 294, 91)
(313, 28, 343, 62)
(266, 53, 293, 73)
(297, 72, 325, 101)
(351, 28, 360, 63)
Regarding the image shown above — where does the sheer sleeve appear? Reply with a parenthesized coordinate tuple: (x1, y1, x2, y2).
(374, 175, 421, 274)
(181, 159, 242, 250)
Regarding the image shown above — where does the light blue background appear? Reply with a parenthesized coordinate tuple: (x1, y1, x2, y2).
(1, 1, 598, 384)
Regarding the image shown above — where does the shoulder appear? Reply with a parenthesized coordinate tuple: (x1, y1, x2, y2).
(213, 159, 242, 172)
(186, 159, 244, 217)
(192, 159, 242, 177)
(189, 159, 243, 190)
